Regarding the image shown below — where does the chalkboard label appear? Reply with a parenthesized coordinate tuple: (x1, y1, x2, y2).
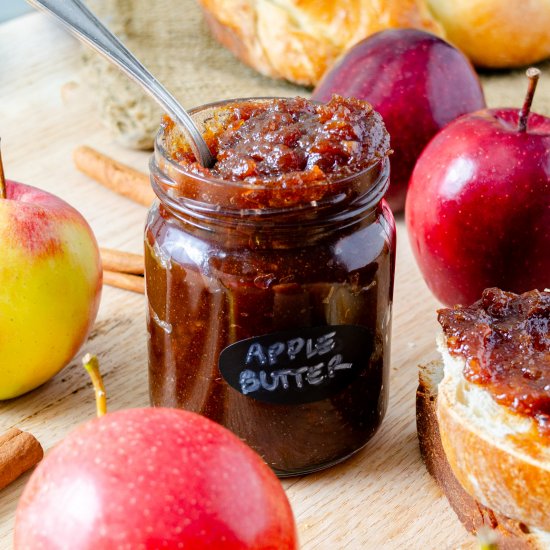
(218, 325, 373, 405)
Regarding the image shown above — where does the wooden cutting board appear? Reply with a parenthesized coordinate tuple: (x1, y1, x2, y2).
(1, 12, 548, 550)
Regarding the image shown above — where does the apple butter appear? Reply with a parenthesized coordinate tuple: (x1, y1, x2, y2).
(438, 288, 550, 435)
(146, 97, 395, 475)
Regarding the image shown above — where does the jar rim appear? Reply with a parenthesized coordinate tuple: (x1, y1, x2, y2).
(155, 97, 388, 189)
(151, 97, 390, 215)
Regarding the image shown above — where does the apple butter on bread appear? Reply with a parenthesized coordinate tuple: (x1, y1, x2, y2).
(438, 288, 550, 435)
(417, 288, 550, 545)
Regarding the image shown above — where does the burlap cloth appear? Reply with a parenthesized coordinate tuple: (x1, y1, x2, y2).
(85, 0, 550, 150)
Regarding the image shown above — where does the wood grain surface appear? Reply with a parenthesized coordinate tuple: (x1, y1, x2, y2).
(1, 13, 548, 550)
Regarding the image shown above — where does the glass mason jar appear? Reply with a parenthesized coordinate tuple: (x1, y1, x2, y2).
(145, 99, 396, 476)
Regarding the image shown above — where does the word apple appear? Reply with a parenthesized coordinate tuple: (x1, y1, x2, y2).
(15, 356, 298, 549)
(406, 69, 550, 306)
(313, 29, 485, 212)
(0, 151, 102, 399)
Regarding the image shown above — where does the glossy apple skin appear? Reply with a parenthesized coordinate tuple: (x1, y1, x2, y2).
(0, 181, 102, 399)
(313, 29, 486, 212)
(14, 408, 298, 550)
(406, 109, 550, 306)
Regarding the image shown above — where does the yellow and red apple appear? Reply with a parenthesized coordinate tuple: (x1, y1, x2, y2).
(0, 180, 102, 399)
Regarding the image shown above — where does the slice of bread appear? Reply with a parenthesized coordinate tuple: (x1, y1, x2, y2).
(436, 333, 550, 530)
(417, 359, 550, 549)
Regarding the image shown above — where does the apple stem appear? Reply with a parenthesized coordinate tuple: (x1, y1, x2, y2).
(0, 139, 6, 200)
(518, 67, 541, 133)
(82, 354, 107, 418)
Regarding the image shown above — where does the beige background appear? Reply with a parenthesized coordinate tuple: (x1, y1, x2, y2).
(84, 0, 550, 148)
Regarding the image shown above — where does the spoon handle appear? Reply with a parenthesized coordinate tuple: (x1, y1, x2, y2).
(26, 0, 215, 167)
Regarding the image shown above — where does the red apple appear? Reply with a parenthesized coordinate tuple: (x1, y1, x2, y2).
(405, 69, 550, 306)
(0, 150, 102, 399)
(312, 29, 486, 212)
(14, 357, 297, 550)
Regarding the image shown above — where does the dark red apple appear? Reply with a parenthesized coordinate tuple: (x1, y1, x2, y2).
(313, 29, 486, 212)
(14, 358, 297, 549)
(406, 69, 550, 306)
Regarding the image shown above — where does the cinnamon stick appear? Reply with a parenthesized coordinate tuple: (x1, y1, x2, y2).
(100, 248, 144, 275)
(73, 145, 155, 207)
(0, 428, 43, 490)
(103, 270, 145, 294)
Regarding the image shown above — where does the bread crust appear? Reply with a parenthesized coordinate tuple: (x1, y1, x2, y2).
(417, 360, 547, 549)
(197, 0, 443, 85)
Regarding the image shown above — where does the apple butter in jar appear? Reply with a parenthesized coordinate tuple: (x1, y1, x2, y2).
(146, 96, 395, 476)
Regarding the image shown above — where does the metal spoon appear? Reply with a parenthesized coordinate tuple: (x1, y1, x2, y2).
(26, 0, 215, 167)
